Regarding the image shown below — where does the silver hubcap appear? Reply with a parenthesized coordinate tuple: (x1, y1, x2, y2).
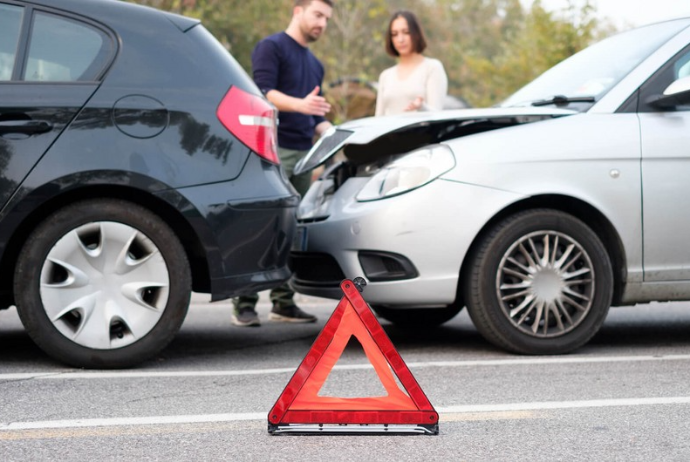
(496, 230, 595, 338)
(40, 222, 170, 349)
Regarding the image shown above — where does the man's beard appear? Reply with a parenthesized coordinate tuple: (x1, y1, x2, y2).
(302, 25, 322, 43)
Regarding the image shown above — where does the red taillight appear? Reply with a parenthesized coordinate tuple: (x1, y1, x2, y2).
(217, 86, 279, 164)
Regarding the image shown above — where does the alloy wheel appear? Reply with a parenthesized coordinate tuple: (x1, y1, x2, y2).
(496, 230, 595, 338)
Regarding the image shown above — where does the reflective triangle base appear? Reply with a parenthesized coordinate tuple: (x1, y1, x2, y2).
(268, 423, 439, 435)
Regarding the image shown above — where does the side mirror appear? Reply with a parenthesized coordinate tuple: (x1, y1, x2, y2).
(646, 75, 690, 109)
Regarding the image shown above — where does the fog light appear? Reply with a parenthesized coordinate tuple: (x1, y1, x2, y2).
(358, 251, 418, 282)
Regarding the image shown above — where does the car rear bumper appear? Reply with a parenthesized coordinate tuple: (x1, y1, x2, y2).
(201, 192, 298, 300)
(165, 157, 300, 300)
(210, 266, 293, 301)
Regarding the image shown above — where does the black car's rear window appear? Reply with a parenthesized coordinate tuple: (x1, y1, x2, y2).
(23, 12, 112, 82)
(0, 3, 23, 81)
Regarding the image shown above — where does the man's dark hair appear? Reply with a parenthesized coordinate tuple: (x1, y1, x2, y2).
(294, 0, 334, 7)
(385, 10, 427, 57)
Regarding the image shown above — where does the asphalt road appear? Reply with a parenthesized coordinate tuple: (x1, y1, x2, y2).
(2, 293, 690, 461)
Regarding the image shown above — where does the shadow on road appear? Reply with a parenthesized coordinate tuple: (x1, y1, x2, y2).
(2, 301, 690, 370)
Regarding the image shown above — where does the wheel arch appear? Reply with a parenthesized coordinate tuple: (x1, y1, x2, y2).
(458, 194, 627, 307)
(0, 184, 211, 307)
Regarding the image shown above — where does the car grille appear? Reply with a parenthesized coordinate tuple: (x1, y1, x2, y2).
(297, 129, 353, 173)
(317, 128, 352, 154)
(291, 252, 345, 287)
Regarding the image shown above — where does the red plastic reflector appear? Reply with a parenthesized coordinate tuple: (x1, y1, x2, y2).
(268, 279, 439, 434)
(217, 86, 279, 164)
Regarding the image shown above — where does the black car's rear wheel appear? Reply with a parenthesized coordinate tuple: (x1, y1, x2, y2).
(14, 199, 191, 368)
(464, 209, 613, 354)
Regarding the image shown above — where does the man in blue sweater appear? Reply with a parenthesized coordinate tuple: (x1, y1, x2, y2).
(232, 0, 334, 327)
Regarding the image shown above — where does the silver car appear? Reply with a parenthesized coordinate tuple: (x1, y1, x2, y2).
(290, 18, 690, 355)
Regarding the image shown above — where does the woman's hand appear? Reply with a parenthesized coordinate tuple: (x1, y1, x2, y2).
(404, 96, 424, 112)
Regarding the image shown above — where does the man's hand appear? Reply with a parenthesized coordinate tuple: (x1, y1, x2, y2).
(299, 86, 331, 116)
(266, 86, 332, 115)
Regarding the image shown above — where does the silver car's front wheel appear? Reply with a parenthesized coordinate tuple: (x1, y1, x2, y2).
(15, 199, 191, 368)
(465, 209, 613, 355)
(497, 231, 595, 338)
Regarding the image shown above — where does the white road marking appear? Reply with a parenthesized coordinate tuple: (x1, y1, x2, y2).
(2, 354, 690, 432)
(0, 413, 265, 431)
(2, 353, 690, 381)
(0, 368, 298, 381)
(2, 396, 689, 431)
(437, 396, 690, 413)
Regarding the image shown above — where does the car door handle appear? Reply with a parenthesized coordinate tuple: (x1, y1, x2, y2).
(0, 120, 53, 135)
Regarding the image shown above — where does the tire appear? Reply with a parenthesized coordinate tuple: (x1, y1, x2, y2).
(464, 209, 613, 354)
(372, 304, 462, 328)
(14, 199, 191, 368)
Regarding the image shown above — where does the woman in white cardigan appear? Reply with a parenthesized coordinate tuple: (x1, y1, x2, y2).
(375, 10, 448, 116)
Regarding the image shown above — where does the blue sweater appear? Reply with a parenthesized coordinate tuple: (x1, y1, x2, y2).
(251, 32, 327, 151)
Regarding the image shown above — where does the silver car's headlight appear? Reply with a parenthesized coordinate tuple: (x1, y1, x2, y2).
(356, 145, 456, 201)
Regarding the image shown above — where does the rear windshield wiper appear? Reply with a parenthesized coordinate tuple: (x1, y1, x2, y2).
(531, 95, 596, 107)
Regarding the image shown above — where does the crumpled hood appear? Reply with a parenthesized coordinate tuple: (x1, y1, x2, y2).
(294, 106, 577, 175)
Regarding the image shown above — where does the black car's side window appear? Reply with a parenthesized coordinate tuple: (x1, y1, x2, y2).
(0, 3, 23, 81)
(24, 12, 111, 82)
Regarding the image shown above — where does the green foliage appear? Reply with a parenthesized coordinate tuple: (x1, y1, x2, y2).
(127, 0, 615, 113)
(460, 0, 609, 106)
(312, 0, 390, 84)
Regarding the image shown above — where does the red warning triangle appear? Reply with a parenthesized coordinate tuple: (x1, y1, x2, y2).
(268, 279, 438, 434)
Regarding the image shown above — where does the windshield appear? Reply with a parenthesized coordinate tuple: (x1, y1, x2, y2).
(501, 19, 690, 108)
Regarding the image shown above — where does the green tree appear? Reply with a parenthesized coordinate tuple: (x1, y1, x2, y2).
(460, 0, 609, 106)
(128, 0, 291, 71)
(128, 0, 615, 113)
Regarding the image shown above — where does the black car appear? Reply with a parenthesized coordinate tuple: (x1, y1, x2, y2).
(0, 0, 298, 368)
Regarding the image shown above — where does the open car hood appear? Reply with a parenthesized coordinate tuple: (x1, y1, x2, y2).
(294, 106, 577, 175)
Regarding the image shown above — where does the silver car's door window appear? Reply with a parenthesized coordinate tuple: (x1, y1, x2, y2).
(639, 45, 690, 281)
(23, 12, 110, 82)
(0, 3, 23, 81)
